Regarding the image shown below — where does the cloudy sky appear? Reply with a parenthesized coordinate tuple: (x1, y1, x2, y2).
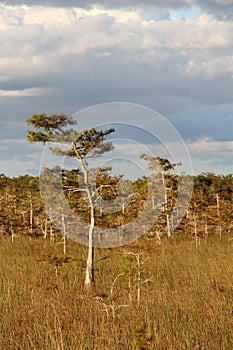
(0, 0, 232, 177)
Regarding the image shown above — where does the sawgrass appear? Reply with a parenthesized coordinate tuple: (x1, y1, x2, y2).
(0, 235, 232, 349)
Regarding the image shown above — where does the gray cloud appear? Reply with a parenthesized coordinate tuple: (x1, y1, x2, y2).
(0, 0, 232, 13)
(0, 3, 232, 177)
(0, 1, 193, 9)
(1, 7, 232, 98)
(196, 0, 233, 20)
(0, 0, 232, 22)
(170, 104, 233, 142)
(0, 0, 232, 14)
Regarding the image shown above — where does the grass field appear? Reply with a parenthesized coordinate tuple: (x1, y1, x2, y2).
(0, 235, 232, 350)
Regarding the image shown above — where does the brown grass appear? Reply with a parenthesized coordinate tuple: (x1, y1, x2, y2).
(0, 235, 232, 349)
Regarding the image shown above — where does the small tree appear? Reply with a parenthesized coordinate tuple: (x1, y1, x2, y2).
(27, 113, 115, 289)
(141, 154, 181, 237)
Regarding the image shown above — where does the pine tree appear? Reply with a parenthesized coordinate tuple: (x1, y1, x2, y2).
(140, 154, 181, 237)
(27, 113, 115, 290)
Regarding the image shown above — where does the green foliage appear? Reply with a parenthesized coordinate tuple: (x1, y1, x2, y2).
(27, 113, 76, 144)
(140, 154, 181, 172)
(120, 254, 135, 274)
(0, 171, 232, 239)
(27, 113, 115, 159)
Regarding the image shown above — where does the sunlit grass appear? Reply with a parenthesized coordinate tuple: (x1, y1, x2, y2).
(0, 235, 232, 349)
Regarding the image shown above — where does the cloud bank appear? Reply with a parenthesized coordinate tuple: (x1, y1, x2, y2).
(0, 0, 232, 20)
(0, 2, 232, 176)
(0, 5, 232, 120)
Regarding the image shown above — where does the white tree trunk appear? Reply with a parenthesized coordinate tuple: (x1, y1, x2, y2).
(29, 192, 33, 236)
(62, 211, 67, 257)
(81, 158, 95, 290)
(73, 145, 96, 290)
(84, 211, 95, 289)
(161, 171, 171, 237)
(216, 193, 222, 239)
(194, 213, 200, 247)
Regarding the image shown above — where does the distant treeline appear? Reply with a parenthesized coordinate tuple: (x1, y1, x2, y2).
(0, 172, 232, 240)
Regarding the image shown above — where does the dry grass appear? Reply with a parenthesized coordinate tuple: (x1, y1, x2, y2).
(0, 235, 232, 349)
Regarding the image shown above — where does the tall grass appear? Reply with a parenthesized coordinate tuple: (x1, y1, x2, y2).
(0, 235, 232, 349)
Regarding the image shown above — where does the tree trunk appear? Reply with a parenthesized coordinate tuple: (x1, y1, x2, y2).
(29, 191, 33, 236)
(73, 144, 96, 290)
(79, 155, 95, 290)
(62, 211, 67, 257)
(161, 171, 171, 237)
(216, 193, 222, 239)
(204, 215, 208, 244)
(194, 213, 200, 247)
(84, 210, 95, 289)
(44, 217, 48, 239)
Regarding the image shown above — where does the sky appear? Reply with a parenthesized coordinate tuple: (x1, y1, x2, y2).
(0, 0, 232, 178)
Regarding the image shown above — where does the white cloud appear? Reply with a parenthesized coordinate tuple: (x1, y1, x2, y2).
(187, 137, 233, 156)
(75, 7, 142, 24)
(23, 7, 76, 26)
(186, 137, 233, 174)
(142, 15, 233, 50)
(0, 5, 232, 85)
(185, 55, 233, 78)
(0, 1, 194, 9)
(0, 87, 54, 97)
(0, 3, 232, 177)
